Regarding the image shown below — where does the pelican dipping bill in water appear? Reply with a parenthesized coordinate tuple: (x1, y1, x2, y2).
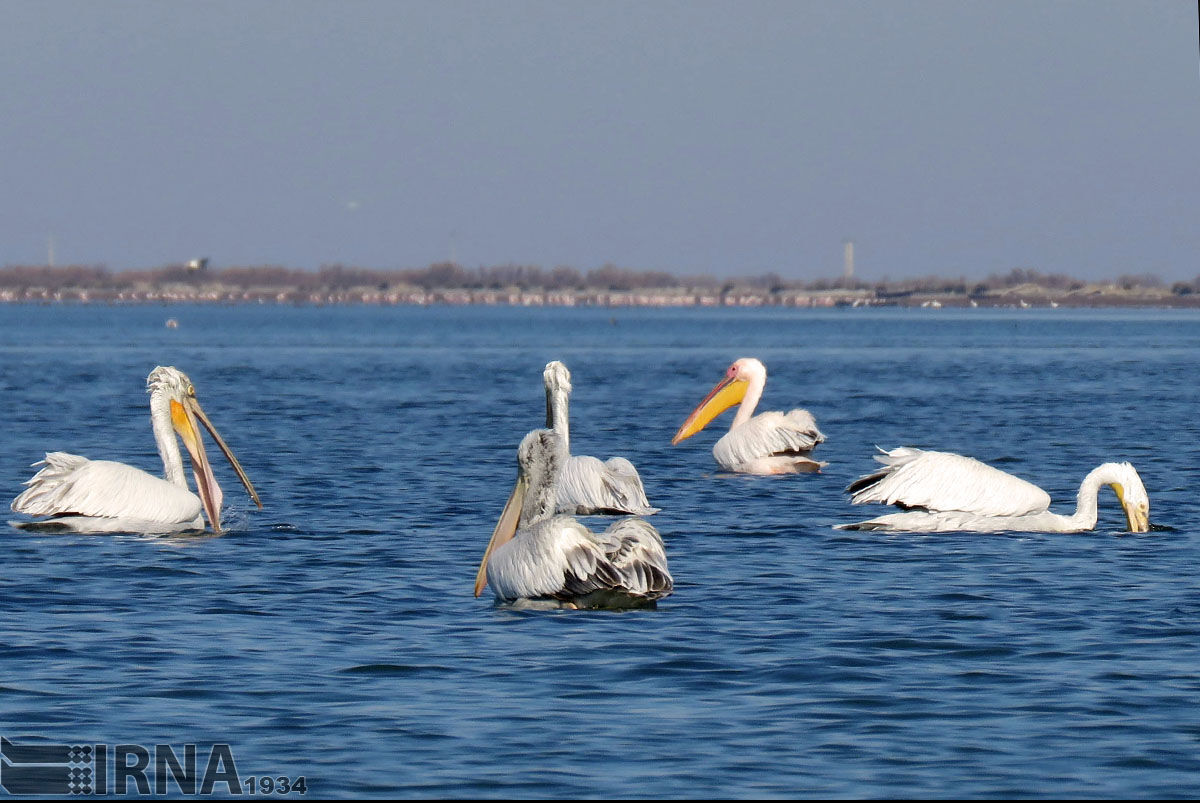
(11, 366, 261, 534)
(474, 429, 673, 608)
(543, 360, 657, 516)
(836, 447, 1150, 533)
(671, 357, 825, 474)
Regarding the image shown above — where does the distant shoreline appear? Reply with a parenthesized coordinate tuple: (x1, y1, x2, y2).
(2, 286, 1197, 309)
(3, 263, 1197, 308)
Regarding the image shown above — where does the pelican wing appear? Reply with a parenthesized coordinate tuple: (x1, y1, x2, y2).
(487, 516, 593, 600)
(713, 409, 824, 468)
(11, 452, 202, 524)
(487, 515, 672, 602)
(846, 448, 1051, 517)
(556, 455, 659, 516)
(561, 517, 673, 598)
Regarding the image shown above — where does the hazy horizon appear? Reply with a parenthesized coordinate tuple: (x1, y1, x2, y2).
(3, 1, 1197, 281)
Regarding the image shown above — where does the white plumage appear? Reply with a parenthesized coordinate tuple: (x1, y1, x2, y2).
(475, 429, 672, 608)
(12, 453, 206, 533)
(10, 366, 260, 534)
(837, 447, 1150, 533)
(711, 409, 825, 475)
(672, 357, 825, 474)
(543, 360, 657, 515)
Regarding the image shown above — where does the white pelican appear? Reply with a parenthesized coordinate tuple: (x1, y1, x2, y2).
(474, 429, 673, 608)
(671, 357, 825, 474)
(543, 360, 657, 516)
(11, 366, 261, 534)
(837, 447, 1151, 533)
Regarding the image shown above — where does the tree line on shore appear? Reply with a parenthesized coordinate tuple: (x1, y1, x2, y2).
(0, 261, 1195, 297)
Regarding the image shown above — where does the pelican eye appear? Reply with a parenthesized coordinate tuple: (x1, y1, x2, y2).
(187, 384, 196, 397)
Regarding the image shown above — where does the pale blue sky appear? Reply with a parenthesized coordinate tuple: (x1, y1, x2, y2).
(2, 0, 1197, 280)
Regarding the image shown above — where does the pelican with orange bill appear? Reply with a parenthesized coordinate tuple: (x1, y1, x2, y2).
(11, 366, 261, 534)
(837, 447, 1151, 533)
(671, 357, 826, 475)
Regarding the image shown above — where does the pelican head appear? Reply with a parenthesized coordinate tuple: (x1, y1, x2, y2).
(671, 357, 765, 444)
(474, 429, 566, 597)
(1100, 461, 1151, 533)
(543, 360, 572, 395)
(147, 366, 261, 532)
(543, 360, 573, 435)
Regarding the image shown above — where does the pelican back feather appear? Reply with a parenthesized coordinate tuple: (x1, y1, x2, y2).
(556, 454, 658, 516)
(12, 452, 202, 524)
(486, 515, 672, 605)
(846, 447, 1051, 517)
(713, 409, 824, 470)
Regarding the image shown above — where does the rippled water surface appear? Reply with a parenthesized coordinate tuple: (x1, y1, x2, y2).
(3, 304, 1200, 798)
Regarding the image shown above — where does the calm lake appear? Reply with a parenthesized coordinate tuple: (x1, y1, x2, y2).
(2, 304, 1199, 797)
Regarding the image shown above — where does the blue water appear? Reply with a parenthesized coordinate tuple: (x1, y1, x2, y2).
(2, 304, 1199, 798)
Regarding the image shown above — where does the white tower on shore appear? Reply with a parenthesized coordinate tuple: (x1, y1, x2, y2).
(843, 240, 854, 282)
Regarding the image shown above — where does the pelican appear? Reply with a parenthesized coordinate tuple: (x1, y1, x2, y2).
(10, 366, 261, 534)
(474, 429, 673, 608)
(543, 360, 657, 516)
(836, 447, 1151, 533)
(671, 357, 825, 474)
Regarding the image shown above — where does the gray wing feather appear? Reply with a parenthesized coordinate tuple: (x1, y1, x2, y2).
(556, 454, 658, 515)
(489, 516, 672, 602)
(569, 517, 673, 598)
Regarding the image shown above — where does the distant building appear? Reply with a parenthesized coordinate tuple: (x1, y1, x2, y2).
(187, 258, 209, 271)
(843, 240, 854, 281)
